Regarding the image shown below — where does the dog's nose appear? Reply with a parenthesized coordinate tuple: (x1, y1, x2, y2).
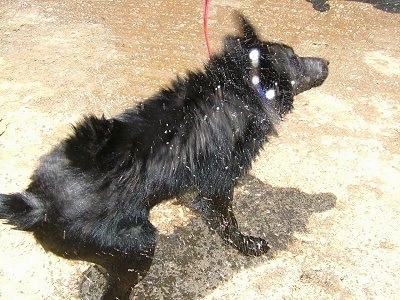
(321, 59, 329, 75)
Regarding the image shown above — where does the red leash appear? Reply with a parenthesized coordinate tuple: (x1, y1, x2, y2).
(203, 0, 212, 57)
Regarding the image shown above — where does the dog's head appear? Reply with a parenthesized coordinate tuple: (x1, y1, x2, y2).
(222, 13, 329, 114)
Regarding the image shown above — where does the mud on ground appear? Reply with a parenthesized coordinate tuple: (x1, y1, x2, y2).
(0, 0, 399, 299)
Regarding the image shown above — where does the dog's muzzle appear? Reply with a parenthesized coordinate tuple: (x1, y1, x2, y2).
(293, 57, 329, 95)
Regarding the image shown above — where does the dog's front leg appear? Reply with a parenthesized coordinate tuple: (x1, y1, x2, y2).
(197, 189, 270, 256)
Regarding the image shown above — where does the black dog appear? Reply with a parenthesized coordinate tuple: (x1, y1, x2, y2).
(0, 14, 328, 299)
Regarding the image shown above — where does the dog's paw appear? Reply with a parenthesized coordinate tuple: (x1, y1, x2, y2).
(241, 235, 270, 256)
(80, 265, 108, 300)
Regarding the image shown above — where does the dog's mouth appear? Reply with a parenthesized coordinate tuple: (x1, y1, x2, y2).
(291, 57, 329, 95)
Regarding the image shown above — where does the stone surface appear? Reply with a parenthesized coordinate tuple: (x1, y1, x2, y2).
(0, 0, 399, 299)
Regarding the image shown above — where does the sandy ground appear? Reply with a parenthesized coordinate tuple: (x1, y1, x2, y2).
(0, 0, 399, 299)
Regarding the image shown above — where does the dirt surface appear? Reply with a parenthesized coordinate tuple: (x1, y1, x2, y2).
(0, 0, 399, 299)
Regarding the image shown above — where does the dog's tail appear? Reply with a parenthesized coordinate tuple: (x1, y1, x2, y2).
(0, 192, 45, 231)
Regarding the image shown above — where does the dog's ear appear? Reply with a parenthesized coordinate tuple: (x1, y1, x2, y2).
(223, 13, 260, 55)
(235, 12, 259, 44)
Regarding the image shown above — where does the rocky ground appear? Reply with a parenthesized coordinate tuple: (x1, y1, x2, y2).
(0, 0, 399, 299)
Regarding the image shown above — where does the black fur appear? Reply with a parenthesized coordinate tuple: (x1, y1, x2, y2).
(0, 14, 328, 299)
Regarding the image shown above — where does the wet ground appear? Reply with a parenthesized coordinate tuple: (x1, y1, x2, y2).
(0, 0, 399, 299)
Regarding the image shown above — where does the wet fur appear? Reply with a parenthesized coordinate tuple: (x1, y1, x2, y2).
(0, 14, 328, 299)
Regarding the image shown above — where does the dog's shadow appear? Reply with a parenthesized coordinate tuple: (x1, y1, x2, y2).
(307, 0, 400, 13)
(81, 175, 336, 299)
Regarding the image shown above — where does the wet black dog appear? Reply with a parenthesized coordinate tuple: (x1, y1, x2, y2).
(0, 14, 328, 299)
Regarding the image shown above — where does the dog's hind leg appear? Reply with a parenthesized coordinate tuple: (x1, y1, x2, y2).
(81, 219, 157, 300)
(99, 249, 155, 300)
(196, 187, 269, 256)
